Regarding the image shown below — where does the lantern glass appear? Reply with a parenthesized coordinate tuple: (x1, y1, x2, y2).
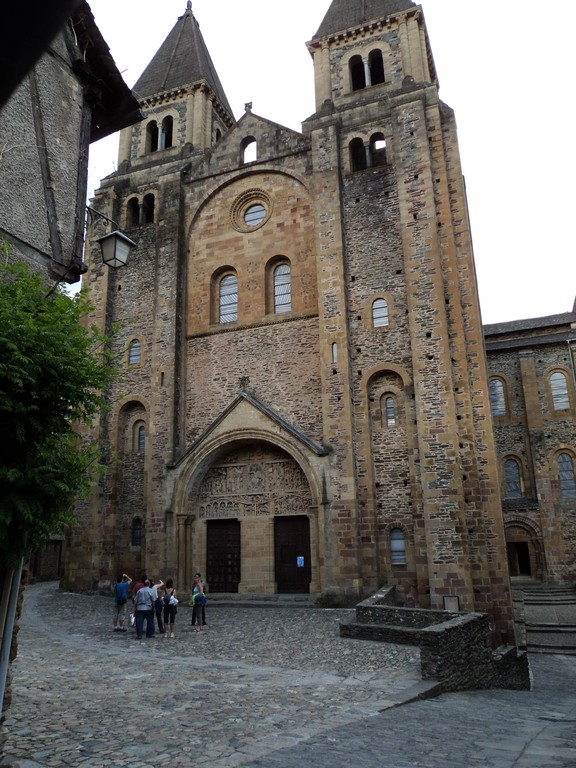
(96, 231, 136, 269)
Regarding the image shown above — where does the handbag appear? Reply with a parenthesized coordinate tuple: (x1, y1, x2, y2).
(129, 612, 135, 627)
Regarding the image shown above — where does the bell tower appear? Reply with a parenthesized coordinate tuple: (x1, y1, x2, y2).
(305, 0, 514, 637)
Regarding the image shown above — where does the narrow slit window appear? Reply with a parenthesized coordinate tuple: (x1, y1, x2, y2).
(372, 298, 389, 328)
(128, 339, 141, 365)
(219, 274, 238, 323)
(558, 453, 576, 499)
(504, 458, 522, 498)
(489, 378, 506, 417)
(550, 372, 570, 411)
(137, 425, 145, 454)
(273, 263, 291, 313)
(131, 518, 143, 548)
(331, 343, 338, 364)
(382, 396, 396, 428)
(390, 528, 406, 565)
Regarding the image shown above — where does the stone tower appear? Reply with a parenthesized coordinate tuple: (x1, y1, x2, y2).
(65, 0, 515, 639)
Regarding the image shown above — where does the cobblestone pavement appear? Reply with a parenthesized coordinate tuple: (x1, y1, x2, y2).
(2, 582, 576, 768)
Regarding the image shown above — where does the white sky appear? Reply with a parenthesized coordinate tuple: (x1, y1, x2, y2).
(87, 0, 576, 325)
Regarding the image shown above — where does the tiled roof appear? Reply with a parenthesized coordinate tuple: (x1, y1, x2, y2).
(132, 2, 233, 117)
(313, 0, 417, 39)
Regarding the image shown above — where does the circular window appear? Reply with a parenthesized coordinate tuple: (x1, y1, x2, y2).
(244, 204, 266, 227)
(231, 189, 272, 233)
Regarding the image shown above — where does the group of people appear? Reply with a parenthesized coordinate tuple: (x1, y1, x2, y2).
(112, 572, 206, 640)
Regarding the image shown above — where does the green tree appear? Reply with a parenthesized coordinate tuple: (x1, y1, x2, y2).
(0, 261, 115, 566)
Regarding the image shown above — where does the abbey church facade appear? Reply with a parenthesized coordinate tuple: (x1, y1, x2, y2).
(62, 0, 576, 640)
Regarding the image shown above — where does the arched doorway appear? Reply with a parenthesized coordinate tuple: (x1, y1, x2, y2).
(505, 521, 544, 582)
(188, 442, 315, 594)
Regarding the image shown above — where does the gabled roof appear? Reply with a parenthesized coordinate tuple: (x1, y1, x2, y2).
(132, 1, 233, 117)
(313, 0, 417, 39)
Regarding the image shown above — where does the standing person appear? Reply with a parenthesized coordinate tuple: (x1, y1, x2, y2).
(112, 573, 132, 632)
(162, 578, 178, 638)
(130, 573, 146, 631)
(151, 577, 165, 634)
(191, 572, 207, 628)
(133, 578, 155, 640)
(190, 574, 206, 632)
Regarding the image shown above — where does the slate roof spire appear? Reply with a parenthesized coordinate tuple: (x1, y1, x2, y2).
(132, 2, 233, 118)
(314, 0, 417, 38)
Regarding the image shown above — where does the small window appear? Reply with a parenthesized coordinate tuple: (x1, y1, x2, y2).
(558, 453, 576, 499)
(390, 528, 406, 565)
(489, 378, 506, 417)
(368, 49, 385, 85)
(349, 55, 366, 91)
(244, 204, 266, 227)
(372, 298, 389, 328)
(273, 263, 291, 313)
(127, 197, 140, 228)
(241, 137, 257, 164)
(131, 518, 143, 548)
(219, 274, 238, 323)
(370, 133, 387, 167)
(331, 343, 338, 364)
(350, 138, 367, 172)
(146, 121, 159, 153)
(159, 116, 173, 149)
(143, 193, 155, 224)
(128, 339, 141, 365)
(382, 396, 396, 428)
(504, 458, 523, 498)
(137, 425, 145, 454)
(550, 372, 570, 411)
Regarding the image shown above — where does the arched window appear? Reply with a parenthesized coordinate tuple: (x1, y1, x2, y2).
(390, 528, 406, 565)
(146, 121, 159, 153)
(159, 116, 173, 149)
(273, 263, 291, 313)
(350, 138, 367, 172)
(142, 193, 155, 224)
(241, 136, 257, 164)
(558, 453, 576, 499)
(128, 339, 141, 365)
(127, 197, 140, 228)
(349, 55, 366, 91)
(372, 298, 389, 328)
(382, 395, 396, 428)
(133, 422, 145, 454)
(219, 274, 238, 323)
(331, 343, 338, 364)
(370, 133, 387, 167)
(215, 128, 222, 143)
(550, 371, 570, 411)
(504, 458, 523, 498)
(131, 518, 143, 548)
(489, 378, 506, 417)
(368, 49, 385, 85)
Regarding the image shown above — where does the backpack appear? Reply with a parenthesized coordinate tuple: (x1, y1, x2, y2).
(163, 594, 171, 606)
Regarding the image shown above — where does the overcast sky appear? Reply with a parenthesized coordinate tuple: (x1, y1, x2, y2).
(87, 0, 576, 325)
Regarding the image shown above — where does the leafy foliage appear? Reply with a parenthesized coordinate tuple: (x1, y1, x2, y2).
(0, 261, 115, 566)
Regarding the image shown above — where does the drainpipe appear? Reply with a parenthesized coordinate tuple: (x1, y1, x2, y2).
(0, 559, 23, 714)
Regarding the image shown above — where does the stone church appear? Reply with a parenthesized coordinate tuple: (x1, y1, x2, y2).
(62, 0, 575, 641)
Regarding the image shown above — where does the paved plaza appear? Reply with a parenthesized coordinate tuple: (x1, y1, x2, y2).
(1, 581, 576, 767)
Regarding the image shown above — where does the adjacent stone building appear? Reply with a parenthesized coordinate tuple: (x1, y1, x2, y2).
(62, 0, 575, 641)
(485, 310, 576, 586)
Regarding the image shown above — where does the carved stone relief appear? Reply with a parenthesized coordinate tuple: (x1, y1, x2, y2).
(194, 445, 313, 520)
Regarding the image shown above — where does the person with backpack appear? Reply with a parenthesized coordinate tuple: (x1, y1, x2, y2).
(162, 578, 178, 638)
(190, 574, 206, 632)
(112, 573, 132, 632)
(133, 578, 156, 640)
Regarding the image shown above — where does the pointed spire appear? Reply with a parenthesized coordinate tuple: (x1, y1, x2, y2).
(132, 6, 233, 119)
(314, 0, 416, 39)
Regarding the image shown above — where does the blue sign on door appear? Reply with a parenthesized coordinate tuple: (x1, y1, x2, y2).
(296, 556, 305, 568)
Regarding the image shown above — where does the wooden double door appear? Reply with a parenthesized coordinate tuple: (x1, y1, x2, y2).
(206, 515, 311, 593)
